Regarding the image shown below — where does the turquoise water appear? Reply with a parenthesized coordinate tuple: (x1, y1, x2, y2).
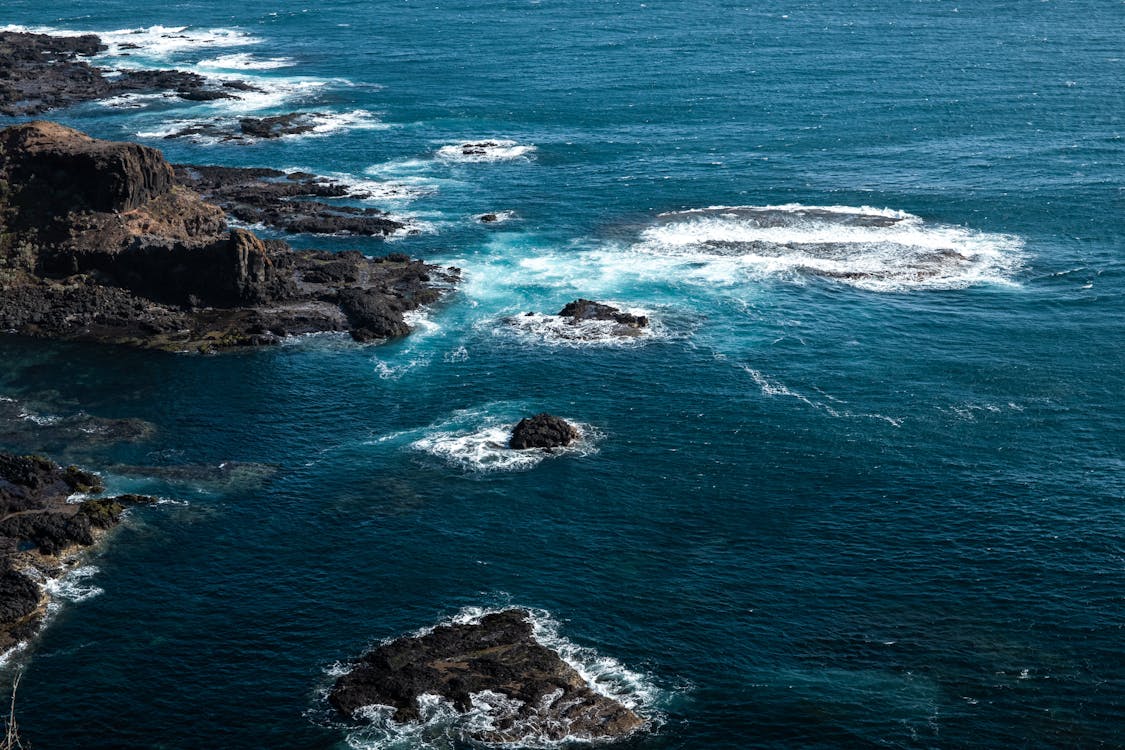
(1, 1, 1123, 747)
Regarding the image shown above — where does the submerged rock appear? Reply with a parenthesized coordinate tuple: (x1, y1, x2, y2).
(509, 413, 580, 450)
(0, 452, 157, 653)
(0, 122, 457, 351)
(329, 609, 645, 743)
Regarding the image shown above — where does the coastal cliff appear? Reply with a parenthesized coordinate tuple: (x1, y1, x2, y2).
(0, 122, 457, 351)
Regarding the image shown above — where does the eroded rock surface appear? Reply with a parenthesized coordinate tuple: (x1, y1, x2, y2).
(509, 413, 580, 450)
(329, 609, 645, 743)
(0, 30, 247, 116)
(0, 122, 456, 351)
(172, 164, 407, 237)
(0, 453, 156, 653)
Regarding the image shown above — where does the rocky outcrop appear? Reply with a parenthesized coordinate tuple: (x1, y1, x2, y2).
(329, 609, 645, 744)
(172, 165, 407, 237)
(0, 31, 247, 116)
(558, 299, 649, 330)
(509, 413, 580, 450)
(160, 113, 325, 143)
(0, 453, 156, 653)
(0, 122, 456, 351)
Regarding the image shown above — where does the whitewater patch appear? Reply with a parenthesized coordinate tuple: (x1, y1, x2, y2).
(328, 606, 664, 750)
(196, 52, 295, 70)
(369, 407, 599, 473)
(136, 108, 386, 143)
(2, 24, 262, 59)
(634, 204, 1024, 292)
(490, 306, 661, 348)
(436, 140, 537, 163)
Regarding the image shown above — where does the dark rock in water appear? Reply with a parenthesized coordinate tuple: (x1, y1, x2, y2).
(509, 413, 580, 450)
(0, 452, 158, 653)
(478, 213, 499, 223)
(238, 113, 318, 139)
(0, 30, 252, 116)
(329, 609, 645, 743)
(0, 122, 457, 351)
(172, 164, 407, 237)
(558, 299, 649, 329)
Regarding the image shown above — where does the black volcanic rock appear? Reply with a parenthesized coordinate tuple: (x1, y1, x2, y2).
(509, 413, 579, 450)
(172, 164, 407, 237)
(0, 452, 158, 652)
(329, 609, 645, 743)
(558, 299, 649, 329)
(0, 122, 456, 351)
(0, 30, 248, 116)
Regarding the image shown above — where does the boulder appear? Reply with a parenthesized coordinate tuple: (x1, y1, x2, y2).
(557, 299, 648, 329)
(509, 413, 579, 450)
(329, 609, 645, 743)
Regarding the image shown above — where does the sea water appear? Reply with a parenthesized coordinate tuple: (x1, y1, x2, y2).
(0, 0, 1122, 747)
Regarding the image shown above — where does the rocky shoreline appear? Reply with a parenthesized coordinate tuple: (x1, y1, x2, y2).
(0, 30, 257, 116)
(330, 609, 646, 744)
(0, 121, 457, 351)
(0, 452, 155, 656)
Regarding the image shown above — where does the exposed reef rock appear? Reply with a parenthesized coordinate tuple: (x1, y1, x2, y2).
(0, 452, 156, 654)
(0, 30, 250, 116)
(329, 609, 645, 743)
(558, 299, 649, 330)
(160, 112, 327, 143)
(172, 165, 407, 237)
(0, 122, 456, 351)
(509, 413, 580, 450)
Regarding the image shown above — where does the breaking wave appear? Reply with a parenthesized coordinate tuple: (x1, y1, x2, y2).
(635, 204, 1024, 292)
(436, 140, 537, 163)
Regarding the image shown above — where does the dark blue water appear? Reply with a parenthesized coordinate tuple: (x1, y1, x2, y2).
(1, 1, 1123, 747)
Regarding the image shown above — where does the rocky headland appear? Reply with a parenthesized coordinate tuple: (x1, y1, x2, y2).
(0, 121, 457, 351)
(0, 30, 255, 116)
(329, 609, 645, 743)
(0, 452, 155, 655)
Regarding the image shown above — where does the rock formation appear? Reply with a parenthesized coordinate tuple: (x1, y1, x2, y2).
(557, 299, 649, 330)
(172, 165, 407, 236)
(0, 122, 456, 351)
(0, 30, 251, 116)
(329, 609, 645, 743)
(509, 413, 580, 450)
(0, 453, 156, 653)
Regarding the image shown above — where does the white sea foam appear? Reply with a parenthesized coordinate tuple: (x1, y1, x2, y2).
(406, 410, 599, 473)
(491, 307, 659, 348)
(436, 140, 537, 163)
(630, 204, 1024, 292)
(137, 108, 386, 143)
(196, 52, 295, 70)
(1, 24, 262, 59)
(340, 607, 662, 750)
(43, 565, 103, 606)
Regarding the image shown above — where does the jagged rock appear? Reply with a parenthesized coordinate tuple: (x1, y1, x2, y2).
(0, 30, 250, 116)
(0, 122, 457, 351)
(0, 452, 159, 652)
(330, 609, 645, 743)
(558, 299, 648, 329)
(172, 164, 406, 236)
(509, 413, 579, 450)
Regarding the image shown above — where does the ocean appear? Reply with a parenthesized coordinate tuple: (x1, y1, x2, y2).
(1, 0, 1123, 747)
